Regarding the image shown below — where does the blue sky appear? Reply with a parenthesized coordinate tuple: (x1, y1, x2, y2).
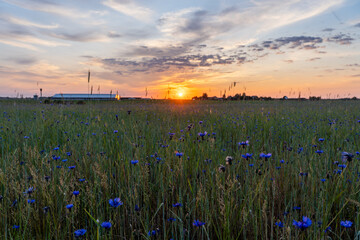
(0, 0, 359, 98)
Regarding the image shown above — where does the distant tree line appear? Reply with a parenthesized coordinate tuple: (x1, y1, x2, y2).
(192, 93, 357, 101)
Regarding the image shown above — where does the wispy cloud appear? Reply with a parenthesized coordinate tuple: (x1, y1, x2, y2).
(46, 31, 109, 42)
(0, 15, 59, 29)
(3, 0, 102, 19)
(103, 0, 153, 22)
(6, 57, 38, 65)
(327, 33, 354, 45)
(0, 29, 69, 50)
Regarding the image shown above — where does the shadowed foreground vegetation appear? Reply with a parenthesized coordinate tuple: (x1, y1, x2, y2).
(1, 100, 360, 239)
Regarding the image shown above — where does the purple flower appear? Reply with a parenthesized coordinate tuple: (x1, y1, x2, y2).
(109, 198, 123, 208)
(293, 216, 312, 230)
(101, 221, 112, 229)
(316, 150, 324, 155)
(340, 220, 352, 228)
(24, 187, 35, 195)
(259, 153, 272, 159)
(66, 204, 74, 209)
(238, 140, 249, 147)
(172, 203, 182, 208)
(275, 222, 284, 228)
(242, 153, 253, 159)
(193, 220, 206, 227)
(74, 229, 86, 238)
(130, 160, 139, 165)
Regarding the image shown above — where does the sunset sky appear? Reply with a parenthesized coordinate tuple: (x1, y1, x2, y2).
(0, 0, 359, 99)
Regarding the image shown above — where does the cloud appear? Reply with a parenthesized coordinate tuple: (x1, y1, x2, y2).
(0, 39, 38, 51)
(0, 15, 59, 29)
(260, 36, 323, 50)
(354, 23, 360, 28)
(346, 63, 360, 67)
(7, 57, 38, 65)
(327, 34, 354, 45)
(3, 0, 103, 19)
(0, 30, 69, 50)
(46, 31, 108, 42)
(322, 28, 335, 32)
(103, 0, 153, 22)
(307, 57, 321, 61)
(96, 53, 237, 75)
(107, 31, 121, 38)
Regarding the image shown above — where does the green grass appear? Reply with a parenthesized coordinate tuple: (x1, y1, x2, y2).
(0, 99, 360, 239)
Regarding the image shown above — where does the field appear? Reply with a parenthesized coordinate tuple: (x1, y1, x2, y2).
(0, 100, 360, 239)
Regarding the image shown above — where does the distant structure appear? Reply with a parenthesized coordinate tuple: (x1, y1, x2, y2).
(51, 94, 146, 101)
(52, 94, 118, 100)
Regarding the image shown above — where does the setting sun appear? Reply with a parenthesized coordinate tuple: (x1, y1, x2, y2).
(178, 92, 184, 97)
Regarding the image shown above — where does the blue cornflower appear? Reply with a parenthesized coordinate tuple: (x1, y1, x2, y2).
(275, 222, 284, 228)
(293, 216, 312, 230)
(101, 221, 112, 229)
(297, 147, 303, 153)
(249, 164, 254, 167)
(53, 147, 59, 150)
(238, 140, 249, 147)
(73, 191, 80, 196)
(66, 204, 74, 209)
(280, 159, 285, 163)
(241, 153, 253, 159)
(68, 166, 76, 169)
(172, 203, 182, 208)
(13, 225, 20, 229)
(62, 159, 67, 162)
(168, 217, 176, 222)
(24, 187, 34, 195)
(79, 178, 85, 182)
(56, 166, 62, 169)
(148, 229, 159, 236)
(340, 220, 353, 228)
(27, 199, 35, 204)
(338, 164, 347, 168)
(74, 229, 87, 238)
(320, 179, 326, 182)
(198, 131, 207, 137)
(193, 220, 206, 227)
(316, 150, 324, 155)
(259, 153, 272, 159)
(175, 152, 183, 158)
(318, 138, 325, 142)
(109, 198, 123, 208)
(325, 226, 331, 233)
(130, 160, 139, 165)
(135, 204, 140, 212)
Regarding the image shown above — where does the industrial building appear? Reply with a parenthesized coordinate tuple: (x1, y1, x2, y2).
(51, 94, 120, 100)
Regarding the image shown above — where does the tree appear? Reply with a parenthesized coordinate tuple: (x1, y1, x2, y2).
(202, 93, 208, 100)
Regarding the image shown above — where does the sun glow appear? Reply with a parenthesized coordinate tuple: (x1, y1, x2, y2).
(177, 92, 184, 97)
